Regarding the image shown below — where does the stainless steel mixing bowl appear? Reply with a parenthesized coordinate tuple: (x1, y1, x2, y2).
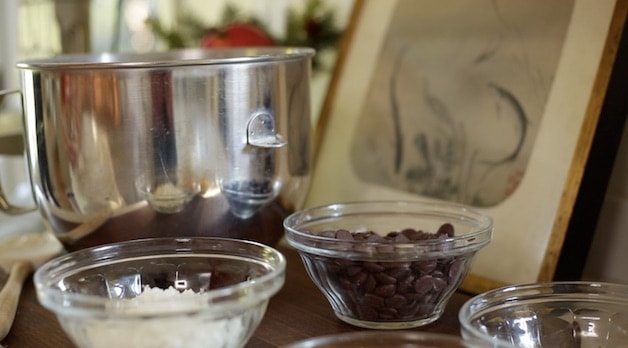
(2, 47, 314, 249)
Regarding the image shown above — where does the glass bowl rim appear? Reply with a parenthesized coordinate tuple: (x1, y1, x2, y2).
(34, 237, 286, 316)
(283, 200, 493, 259)
(458, 280, 628, 345)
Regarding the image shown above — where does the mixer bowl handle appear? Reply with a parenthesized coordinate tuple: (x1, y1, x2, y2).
(0, 89, 37, 215)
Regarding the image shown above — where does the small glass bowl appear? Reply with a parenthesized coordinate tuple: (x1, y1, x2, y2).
(283, 200, 492, 329)
(135, 177, 200, 214)
(34, 237, 286, 348)
(282, 331, 476, 348)
(459, 281, 628, 347)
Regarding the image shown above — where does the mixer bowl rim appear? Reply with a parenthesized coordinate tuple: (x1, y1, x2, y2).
(16, 47, 315, 71)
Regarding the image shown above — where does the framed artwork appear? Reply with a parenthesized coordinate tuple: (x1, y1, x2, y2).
(306, 0, 627, 293)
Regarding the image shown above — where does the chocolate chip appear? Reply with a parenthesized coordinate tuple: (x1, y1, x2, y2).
(437, 223, 455, 237)
(335, 229, 354, 240)
(374, 284, 396, 298)
(385, 294, 408, 309)
(363, 261, 385, 273)
(363, 293, 385, 309)
(364, 274, 377, 293)
(414, 275, 435, 295)
(374, 272, 397, 285)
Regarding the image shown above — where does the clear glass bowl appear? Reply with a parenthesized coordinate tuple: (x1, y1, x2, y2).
(283, 331, 476, 348)
(459, 281, 628, 347)
(34, 237, 286, 348)
(283, 200, 493, 329)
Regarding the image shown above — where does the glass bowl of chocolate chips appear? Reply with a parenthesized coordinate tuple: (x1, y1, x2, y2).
(283, 200, 493, 330)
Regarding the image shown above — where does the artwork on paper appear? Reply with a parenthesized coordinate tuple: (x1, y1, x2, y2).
(350, 0, 575, 207)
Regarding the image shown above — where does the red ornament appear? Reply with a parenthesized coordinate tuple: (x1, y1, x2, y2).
(200, 23, 275, 48)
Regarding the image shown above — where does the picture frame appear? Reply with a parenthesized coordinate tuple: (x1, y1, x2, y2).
(306, 0, 627, 294)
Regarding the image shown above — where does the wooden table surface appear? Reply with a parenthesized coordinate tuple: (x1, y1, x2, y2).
(2, 243, 472, 347)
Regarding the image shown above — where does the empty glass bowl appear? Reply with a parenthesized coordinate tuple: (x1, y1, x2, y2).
(283, 331, 476, 348)
(283, 200, 493, 329)
(34, 237, 286, 348)
(459, 281, 628, 347)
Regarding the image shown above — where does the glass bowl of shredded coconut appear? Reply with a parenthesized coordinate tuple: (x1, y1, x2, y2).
(33, 237, 286, 348)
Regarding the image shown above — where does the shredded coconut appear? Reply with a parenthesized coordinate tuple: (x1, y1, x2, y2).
(154, 182, 185, 198)
(146, 182, 191, 213)
(65, 285, 258, 348)
(110, 286, 208, 315)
